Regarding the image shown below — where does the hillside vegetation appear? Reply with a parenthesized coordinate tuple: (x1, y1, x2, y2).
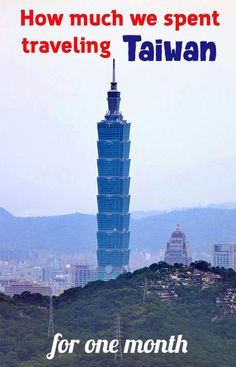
(0, 261, 236, 367)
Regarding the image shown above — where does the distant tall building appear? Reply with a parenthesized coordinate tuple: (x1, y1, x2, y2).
(212, 241, 236, 271)
(32, 266, 43, 282)
(164, 225, 192, 266)
(71, 265, 97, 288)
(96, 60, 131, 280)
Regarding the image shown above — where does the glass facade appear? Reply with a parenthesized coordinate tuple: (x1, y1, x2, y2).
(97, 61, 131, 280)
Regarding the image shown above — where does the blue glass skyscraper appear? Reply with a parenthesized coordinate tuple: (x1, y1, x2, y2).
(97, 60, 131, 280)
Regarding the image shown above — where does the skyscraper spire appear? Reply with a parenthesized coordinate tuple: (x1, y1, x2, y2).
(113, 58, 116, 83)
(110, 58, 117, 91)
(107, 59, 120, 114)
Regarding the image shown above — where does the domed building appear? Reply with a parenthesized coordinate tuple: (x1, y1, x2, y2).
(164, 225, 192, 266)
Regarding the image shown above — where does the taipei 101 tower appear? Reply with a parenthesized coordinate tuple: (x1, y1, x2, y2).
(96, 60, 131, 280)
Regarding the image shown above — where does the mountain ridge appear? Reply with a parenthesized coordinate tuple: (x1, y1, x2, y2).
(0, 207, 235, 257)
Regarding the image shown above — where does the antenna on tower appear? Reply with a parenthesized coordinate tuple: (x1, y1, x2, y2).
(110, 58, 117, 91)
(142, 278, 149, 303)
(48, 295, 55, 338)
(112, 58, 116, 83)
(114, 314, 123, 361)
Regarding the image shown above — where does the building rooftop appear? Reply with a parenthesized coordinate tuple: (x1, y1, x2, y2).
(171, 224, 186, 239)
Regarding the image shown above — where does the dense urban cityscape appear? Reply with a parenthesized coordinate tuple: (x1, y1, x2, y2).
(0, 61, 235, 298)
(0, 223, 235, 297)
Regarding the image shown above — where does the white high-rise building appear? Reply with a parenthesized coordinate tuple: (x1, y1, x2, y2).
(32, 266, 43, 282)
(212, 240, 236, 271)
(71, 265, 97, 288)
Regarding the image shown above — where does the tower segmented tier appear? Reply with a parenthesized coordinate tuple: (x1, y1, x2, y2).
(96, 60, 131, 280)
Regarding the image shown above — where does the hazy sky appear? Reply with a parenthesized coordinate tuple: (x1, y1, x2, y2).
(0, 1, 235, 216)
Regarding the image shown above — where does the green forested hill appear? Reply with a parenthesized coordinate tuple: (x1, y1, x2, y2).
(0, 262, 236, 367)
